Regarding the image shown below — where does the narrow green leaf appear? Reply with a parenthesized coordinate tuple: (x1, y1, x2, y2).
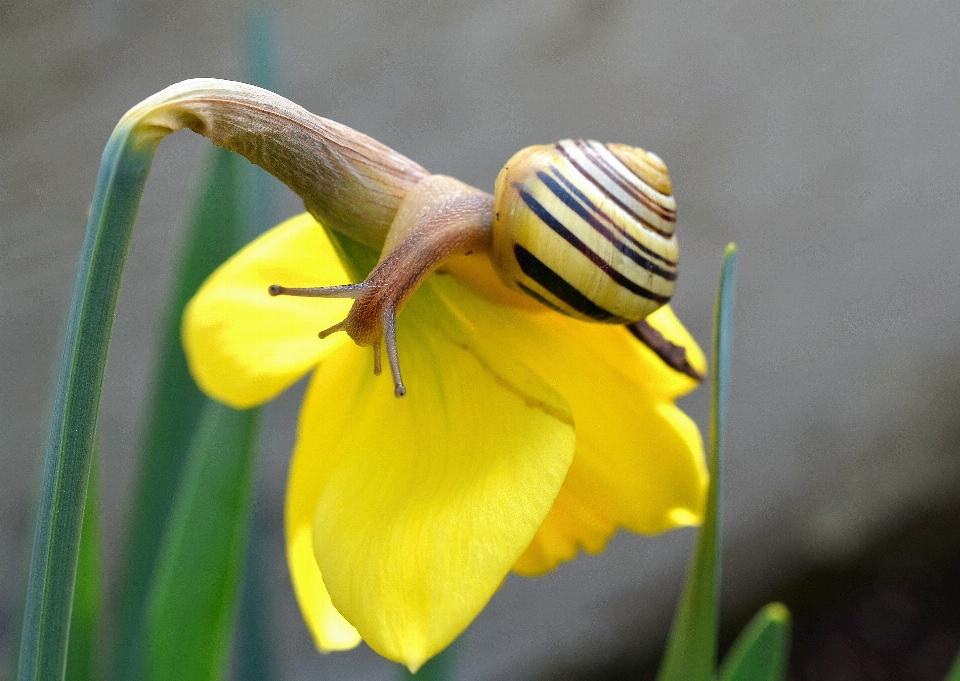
(716, 603, 790, 681)
(143, 401, 260, 681)
(65, 459, 101, 681)
(19, 74, 347, 681)
(657, 244, 738, 681)
(18, 88, 254, 681)
(946, 648, 960, 681)
(233, 6, 281, 679)
(111, 141, 249, 681)
(234, 507, 275, 681)
(18, 129, 160, 681)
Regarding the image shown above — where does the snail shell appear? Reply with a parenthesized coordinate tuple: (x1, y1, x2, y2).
(491, 139, 679, 324)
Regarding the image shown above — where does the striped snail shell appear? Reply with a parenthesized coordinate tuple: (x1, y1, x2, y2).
(490, 139, 679, 324)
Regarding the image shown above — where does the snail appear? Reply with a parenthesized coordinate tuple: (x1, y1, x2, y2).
(269, 138, 682, 397)
(124, 79, 695, 397)
(491, 139, 678, 324)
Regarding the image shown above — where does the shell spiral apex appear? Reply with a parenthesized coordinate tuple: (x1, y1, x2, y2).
(491, 139, 679, 324)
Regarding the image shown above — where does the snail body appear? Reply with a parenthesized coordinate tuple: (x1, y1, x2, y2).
(274, 138, 681, 396)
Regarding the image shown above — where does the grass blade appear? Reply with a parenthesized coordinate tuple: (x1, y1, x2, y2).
(18, 79, 262, 681)
(111, 142, 248, 680)
(716, 603, 790, 681)
(65, 459, 101, 681)
(657, 244, 738, 681)
(17, 129, 160, 681)
(142, 401, 260, 681)
(233, 506, 274, 681)
(19, 73, 375, 681)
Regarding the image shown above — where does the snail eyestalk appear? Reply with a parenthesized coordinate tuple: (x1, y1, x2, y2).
(270, 175, 494, 398)
(268, 280, 406, 397)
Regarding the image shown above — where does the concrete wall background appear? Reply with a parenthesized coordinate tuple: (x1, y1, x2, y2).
(2, 1, 959, 679)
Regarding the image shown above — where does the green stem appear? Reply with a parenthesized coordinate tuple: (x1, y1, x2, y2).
(18, 126, 162, 681)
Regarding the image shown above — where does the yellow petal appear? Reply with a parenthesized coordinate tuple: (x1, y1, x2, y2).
(525, 303, 707, 400)
(512, 397, 706, 575)
(511, 327, 707, 574)
(182, 214, 354, 408)
(288, 282, 576, 670)
(286, 524, 361, 651)
(429, 276, 707, 576)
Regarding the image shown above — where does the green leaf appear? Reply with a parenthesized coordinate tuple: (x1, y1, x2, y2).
(946, 648, 960, 681)
(142, 401, 260, 681)
(18, 129, 159, 681)
(716, 603, 790, 681)
(65, 459, 101, 681)
(233, 507, 275, 681)
(111, 141, 250, 681)
(657, 244, 738, 681)
(233, 6, 282, 679)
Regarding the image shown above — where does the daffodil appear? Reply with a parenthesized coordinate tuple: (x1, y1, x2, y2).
(182, 211, 707, 670)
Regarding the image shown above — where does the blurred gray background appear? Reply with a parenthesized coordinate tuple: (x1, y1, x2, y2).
(2, 0, 960, 679)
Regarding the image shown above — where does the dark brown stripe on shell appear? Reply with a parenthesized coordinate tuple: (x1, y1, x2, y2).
(514, 247, 627, 322)
(542, 168, 678, 279)
(549, 166, 678, 268)
(515, 184, 672, 304)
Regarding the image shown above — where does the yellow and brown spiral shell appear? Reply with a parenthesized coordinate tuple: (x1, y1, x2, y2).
(490, 139, 679, 324)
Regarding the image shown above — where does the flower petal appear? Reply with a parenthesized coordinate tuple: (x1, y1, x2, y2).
(511, 317, 707, 574)
(288, 282, 575, 670)
(286, 523, 361, 651)
(429, 276, 708, 576)
(182, 214, 354, 408)
(512, 397, 706, 575)
(523, 302, 707, 401)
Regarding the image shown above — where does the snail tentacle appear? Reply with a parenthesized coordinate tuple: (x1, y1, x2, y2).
(382, 307, 405, 398)
(271, 175, 494, 397)
(268, 283, 368, 298)
(372, 339, 383, 376)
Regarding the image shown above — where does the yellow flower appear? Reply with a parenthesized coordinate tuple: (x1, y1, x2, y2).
(182, 212, 707, 671)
